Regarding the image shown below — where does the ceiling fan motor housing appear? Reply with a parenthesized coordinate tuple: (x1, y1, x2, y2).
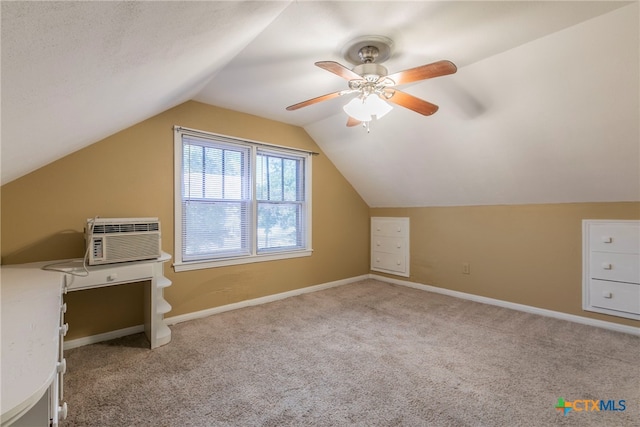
(353, 63, 388, 81)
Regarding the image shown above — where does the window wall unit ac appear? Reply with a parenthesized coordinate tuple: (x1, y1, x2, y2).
(86, 217, 162, 265)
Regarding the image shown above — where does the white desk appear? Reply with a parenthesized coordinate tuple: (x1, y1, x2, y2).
(1, 262, 65, 427)
(61, 252, 173, 349)
(1, 253, 172, 426)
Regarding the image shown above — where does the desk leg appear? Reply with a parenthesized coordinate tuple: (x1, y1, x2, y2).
(144, 281, 152, 345)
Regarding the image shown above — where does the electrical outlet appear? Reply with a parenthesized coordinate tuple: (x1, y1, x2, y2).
(462, 262, 470, 275)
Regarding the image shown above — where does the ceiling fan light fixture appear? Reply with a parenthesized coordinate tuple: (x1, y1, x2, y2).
(343, 97, 371, 122)
(343, 94, 393, 122)
(366, 93, 393, 119)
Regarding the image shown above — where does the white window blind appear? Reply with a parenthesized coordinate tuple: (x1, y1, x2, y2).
(175, 127, 312, 270)
(182, 136, 251, 261)
(256, 149, 306, 253)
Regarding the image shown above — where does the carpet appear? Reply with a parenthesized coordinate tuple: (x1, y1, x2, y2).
(63, 279, 639, 426)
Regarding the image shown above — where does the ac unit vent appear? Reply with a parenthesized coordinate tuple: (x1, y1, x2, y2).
(92, 221, 159, 234)
(86, 217, 161, 265)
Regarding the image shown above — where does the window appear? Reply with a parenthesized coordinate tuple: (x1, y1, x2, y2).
(174, 127, 312, 271)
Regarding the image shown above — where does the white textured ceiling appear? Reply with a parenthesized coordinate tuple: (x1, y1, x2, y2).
(2, 1, 638, 207)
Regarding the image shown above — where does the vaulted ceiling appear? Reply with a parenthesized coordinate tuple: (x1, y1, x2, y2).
(2, 1, 638, 207)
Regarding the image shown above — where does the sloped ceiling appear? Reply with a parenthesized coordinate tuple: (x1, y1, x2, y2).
(2, 1, 638, 207)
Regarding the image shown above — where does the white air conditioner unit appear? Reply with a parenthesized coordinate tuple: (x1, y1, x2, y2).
(86, 217, 161, 265)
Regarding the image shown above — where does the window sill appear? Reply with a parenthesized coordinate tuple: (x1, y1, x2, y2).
(173, 249, 313, 272)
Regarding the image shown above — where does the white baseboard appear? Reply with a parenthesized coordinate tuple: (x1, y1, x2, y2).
(165, 275, 369, 326)
(369, 274, 640, 336)
(64, 325, 145, 350)
(65, 273, 638, 349)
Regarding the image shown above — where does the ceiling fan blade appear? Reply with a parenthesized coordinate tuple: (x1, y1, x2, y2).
(286, 91, 344, 111)
(385, 89, 439, 116)
(346, 116, 361, 127)
(386, 60, 457, 86)
(315, 61, 363, 81)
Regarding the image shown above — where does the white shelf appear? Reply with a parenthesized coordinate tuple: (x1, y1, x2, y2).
(157, 276, 172, 289)
(156, 299, 172, 314)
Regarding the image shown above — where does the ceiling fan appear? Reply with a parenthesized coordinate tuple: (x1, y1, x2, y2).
(286, 36, 457, 130)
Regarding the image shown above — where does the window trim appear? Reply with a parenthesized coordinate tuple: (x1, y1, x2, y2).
(173, 126, 313, 272)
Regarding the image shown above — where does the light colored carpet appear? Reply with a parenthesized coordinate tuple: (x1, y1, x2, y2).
(63, 279, 639, 426)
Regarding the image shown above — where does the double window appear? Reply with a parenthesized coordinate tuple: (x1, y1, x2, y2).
(174, 127, 312, 271)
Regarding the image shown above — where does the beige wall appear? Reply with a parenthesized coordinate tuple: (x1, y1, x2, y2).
(2, 100, 637, 339)
(371, 203, 640, 327)
(1, 101, 371, 339)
